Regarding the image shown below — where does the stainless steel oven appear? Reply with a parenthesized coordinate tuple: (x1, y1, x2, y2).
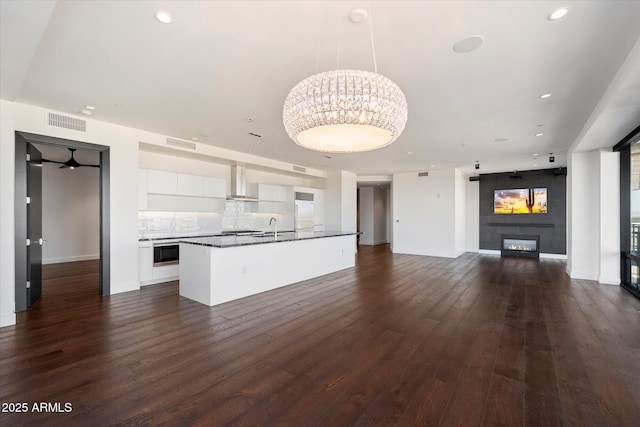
(153, 243, 179, 266)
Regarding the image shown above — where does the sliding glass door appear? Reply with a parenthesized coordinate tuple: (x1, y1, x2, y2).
(616, 126, 640, 299)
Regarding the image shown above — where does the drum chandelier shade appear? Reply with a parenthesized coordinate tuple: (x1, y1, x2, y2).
(283, 69, 408, 153)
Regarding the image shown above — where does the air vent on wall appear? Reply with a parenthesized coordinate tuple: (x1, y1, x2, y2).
(166, 138, 196, 150)
(48, 112, 86, 132)
(469, 176, 480, 182)
(418, 172, 429, 177)
(293, 165, 306, 173)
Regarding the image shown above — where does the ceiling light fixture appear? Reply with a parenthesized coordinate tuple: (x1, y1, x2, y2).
(85, 105, 96, 110)
(283, 7, 407, 153)
(548, 8, 569, 21)
(536, 133, 544, 137)
(453, 35, 484, 53)
(539, 93, 552, 99)
(155, 11, 173, 24)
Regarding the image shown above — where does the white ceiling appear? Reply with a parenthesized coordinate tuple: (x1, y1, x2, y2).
(2, 1, 639, 177)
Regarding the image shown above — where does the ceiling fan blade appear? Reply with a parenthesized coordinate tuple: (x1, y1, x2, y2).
(42, 158, 65, 165)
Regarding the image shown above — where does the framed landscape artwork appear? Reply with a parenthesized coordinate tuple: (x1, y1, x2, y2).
(494, 188, 547, 214)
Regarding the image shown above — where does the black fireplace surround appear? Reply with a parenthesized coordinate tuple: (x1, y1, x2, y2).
(478, 168, 566, 255)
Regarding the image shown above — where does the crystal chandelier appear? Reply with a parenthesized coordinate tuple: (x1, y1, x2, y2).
(282, 9, 408, 153)
(283, 70, 407, 153)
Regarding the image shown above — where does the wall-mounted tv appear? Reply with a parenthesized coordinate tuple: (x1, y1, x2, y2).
(494, 188, 547, 214)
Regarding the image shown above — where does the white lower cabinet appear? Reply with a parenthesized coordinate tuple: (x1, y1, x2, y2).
(138, 244, 153, 283)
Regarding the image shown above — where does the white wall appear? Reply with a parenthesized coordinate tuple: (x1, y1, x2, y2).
(373, 187, 388, 244)
(325, 170, 357, 232)
(358, 187, 374, 245)
(454, 169, 466, 255)
(599, 151, 620, 284)
(0, 100, 16, 327)
(392, 169, 461, 258)
(42, 163, 100, 264)
(465, 180, 480, 252)
(567, 151, 600, 278)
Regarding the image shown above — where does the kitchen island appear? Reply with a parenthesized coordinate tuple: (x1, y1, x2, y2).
(179, 231, 358, 306)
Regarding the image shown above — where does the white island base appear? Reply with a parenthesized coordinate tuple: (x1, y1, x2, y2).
(179, 234, 357, 306)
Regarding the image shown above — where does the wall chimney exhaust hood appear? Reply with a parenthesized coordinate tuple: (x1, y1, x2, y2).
(227, 164, 259, 201)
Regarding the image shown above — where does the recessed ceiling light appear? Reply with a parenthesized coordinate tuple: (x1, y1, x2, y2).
(548, 8, 569, 21)
(536, 133, 544, 137)
(85, 105, 96, 110)
(155, 11, 173, 24)
(533, 164, 538, 167)
(349, 9, 368, 23)
(453, 35, 484, 53)
(191, 137, 199, 141)
(539, 93, 552, 99)
(80, 109, 92, 116)
(407, 151, 413, 155)
(533, 153, 539, 156)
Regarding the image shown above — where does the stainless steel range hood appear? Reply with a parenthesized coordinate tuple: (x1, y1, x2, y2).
(227, 164, 259, 201)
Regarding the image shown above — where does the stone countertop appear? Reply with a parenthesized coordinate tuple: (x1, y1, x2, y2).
(139, 230, 294, 241)
(179, 231, 359, 248)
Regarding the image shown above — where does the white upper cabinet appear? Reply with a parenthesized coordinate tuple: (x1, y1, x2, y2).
(147, 170, 178, 194)
(138, 169, 148, 210)
(177, 173, 203, 197)
(258, 183, 287, 202)
(203, 177, 226, 198)
(141, 169, 227, 212)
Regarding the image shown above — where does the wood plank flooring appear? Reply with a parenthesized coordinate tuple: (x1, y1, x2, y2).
(1, 247, 639, 426)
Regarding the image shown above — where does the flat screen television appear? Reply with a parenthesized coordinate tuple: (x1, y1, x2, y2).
(494, 188, 547, 214)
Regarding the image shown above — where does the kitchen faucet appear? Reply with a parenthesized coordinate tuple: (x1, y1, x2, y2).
(269, 217, 278, 239)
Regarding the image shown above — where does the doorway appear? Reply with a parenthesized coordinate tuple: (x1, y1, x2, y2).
(14, 131, 110, 312)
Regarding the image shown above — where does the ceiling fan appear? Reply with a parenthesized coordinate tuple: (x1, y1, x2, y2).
(42, 148, 99, 169)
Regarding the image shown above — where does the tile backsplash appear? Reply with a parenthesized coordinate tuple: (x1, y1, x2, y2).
(139, 201, 293, 238)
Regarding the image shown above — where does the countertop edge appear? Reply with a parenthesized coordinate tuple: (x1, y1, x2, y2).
(179, 232, 360, 248)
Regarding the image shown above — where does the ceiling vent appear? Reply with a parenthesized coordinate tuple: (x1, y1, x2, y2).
(418, 172, 429, 177)
(469, 176, 480, 182)
(48, 112, 86, 132)
(293, 165, 306, 173)
(166, 138, 196, 150)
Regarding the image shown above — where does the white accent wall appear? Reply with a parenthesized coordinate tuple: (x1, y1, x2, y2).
(567, 149, 620, 284)
(41, 163, 100, 264)
(392, 168, 466, 258)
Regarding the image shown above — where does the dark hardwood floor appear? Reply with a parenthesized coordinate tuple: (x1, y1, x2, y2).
(1, 247, 639, 426)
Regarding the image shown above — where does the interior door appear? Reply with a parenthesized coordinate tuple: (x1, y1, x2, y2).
(27, 143, 43, 306)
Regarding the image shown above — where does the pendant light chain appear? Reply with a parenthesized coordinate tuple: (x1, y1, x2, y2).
(368, 1, 378, 74)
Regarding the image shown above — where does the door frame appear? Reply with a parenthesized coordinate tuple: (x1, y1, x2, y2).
(14, 131, 111, 312)
(613, 124, 640, 299)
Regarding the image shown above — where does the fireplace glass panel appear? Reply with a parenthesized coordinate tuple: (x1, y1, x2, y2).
(503, 239, 537, 252)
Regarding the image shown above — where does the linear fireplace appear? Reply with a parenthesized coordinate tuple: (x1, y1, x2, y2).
(501, 234, 540, 258)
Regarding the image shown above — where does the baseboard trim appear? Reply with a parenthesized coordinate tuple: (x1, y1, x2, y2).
(43, 254, 99, 265)
(598, 276, 620, 285)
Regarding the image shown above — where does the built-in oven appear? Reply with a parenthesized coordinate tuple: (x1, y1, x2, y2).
(153, 243, 179, 266)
